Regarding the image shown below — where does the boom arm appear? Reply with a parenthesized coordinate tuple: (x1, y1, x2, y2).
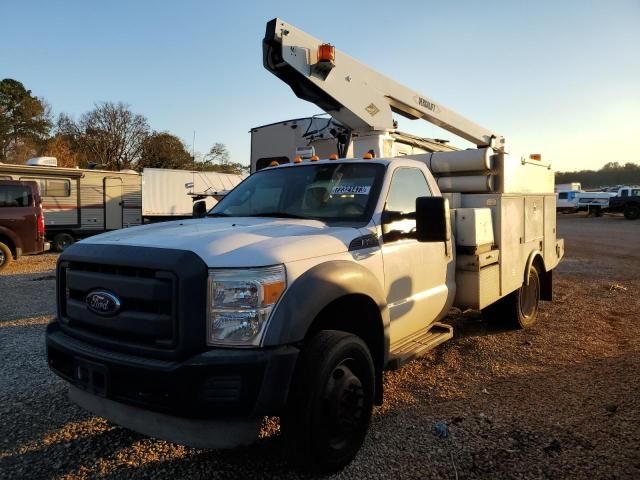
(263, 18, 506, 153)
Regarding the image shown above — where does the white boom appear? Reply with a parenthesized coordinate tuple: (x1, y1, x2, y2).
(263, 18, 506, 154)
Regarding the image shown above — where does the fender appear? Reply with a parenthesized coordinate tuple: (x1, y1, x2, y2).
(262, 260, 389, 346)
(0, 225, 22, 253)
(524, 250, 552, 301)
(524, 250, 545, 286)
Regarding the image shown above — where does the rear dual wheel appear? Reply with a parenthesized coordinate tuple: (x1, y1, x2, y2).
(482, 264, 541, 329)
(282, 330, 375, 473)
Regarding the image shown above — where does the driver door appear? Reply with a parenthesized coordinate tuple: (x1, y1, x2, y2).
(381, 167, 450, 345)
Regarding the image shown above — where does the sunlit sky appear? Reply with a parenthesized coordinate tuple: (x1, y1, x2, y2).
(2, 0, 639, 171)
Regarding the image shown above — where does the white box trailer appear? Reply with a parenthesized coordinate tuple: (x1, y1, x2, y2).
(250, 117, 457, 173)
(141, 168, 245, 219)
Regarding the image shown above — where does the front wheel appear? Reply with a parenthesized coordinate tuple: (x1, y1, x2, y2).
(0, 242, 13, 272)
(281, 330, 375, 473)
(624, 204, 640, 220)
(482, 265, 541, 329)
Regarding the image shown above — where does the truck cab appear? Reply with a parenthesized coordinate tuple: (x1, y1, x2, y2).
(608, 186, 640, 219)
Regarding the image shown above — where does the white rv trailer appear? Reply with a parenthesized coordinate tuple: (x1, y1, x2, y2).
(0, 163, 246, 250)
(250, 116, 457, 173)
(142, 168, 245, 219)
(0, 163, 142, 250)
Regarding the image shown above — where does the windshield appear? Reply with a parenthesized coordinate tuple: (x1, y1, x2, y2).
(209, 163, 385, 222)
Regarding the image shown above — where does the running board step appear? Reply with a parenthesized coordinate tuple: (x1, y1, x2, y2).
(386, 323, 453, 371)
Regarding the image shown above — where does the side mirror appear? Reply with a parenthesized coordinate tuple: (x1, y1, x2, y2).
(415, 197, 450, 243)
(192, 200, 207, 218)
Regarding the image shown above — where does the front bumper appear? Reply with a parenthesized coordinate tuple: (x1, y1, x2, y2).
(46, 321, 299, 419)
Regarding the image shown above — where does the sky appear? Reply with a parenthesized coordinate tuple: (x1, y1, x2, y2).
(1, 0, 639, 171)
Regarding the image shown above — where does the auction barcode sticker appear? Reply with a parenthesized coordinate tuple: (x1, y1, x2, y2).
(331, 185, 371, 195)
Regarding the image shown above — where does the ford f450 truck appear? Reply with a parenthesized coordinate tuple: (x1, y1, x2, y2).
(46, 19, 564, 472)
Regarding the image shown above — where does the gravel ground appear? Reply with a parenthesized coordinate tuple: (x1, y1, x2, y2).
(0, 215, 639, 479)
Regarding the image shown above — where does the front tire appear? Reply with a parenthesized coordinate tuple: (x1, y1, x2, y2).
(0, 242, 13, 272)
(281, 330, 375, 473)
(624, 204, 640, 220)
(482, 265, 541, 329)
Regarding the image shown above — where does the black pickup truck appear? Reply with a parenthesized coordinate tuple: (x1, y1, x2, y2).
(608, 187, 640, 220)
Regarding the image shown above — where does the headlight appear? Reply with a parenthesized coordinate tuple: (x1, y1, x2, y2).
(207, 265, 286, 346)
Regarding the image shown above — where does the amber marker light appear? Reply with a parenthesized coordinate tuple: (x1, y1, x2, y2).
(530, 154, 542, 161)
(318, 43, 335, 63)
(310, 155, 320, 162)
(329, 154, 338, 160)
(293, 156, 302, 164)
(363, 153, 373, 159)
(263, 279, 286, 305)
(269, 160, 279, 167)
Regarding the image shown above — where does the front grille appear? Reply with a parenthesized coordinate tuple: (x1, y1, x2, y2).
(59, 261, 177, 348)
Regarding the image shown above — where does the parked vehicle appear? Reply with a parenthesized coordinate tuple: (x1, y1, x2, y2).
(0, 162, 142, 251)
(142, 168, 244, 221)
(608, 186, 640, 219)
(0, 162, 245, 251)
(46, 19, 564, 472)
(0, 180, 48, 271)
(575, 190, 616, 215)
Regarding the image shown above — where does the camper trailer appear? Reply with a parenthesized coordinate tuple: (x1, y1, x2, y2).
(0, 162, 142, 250)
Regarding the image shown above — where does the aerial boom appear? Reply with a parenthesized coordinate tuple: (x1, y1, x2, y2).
(263, 18, 506, 153)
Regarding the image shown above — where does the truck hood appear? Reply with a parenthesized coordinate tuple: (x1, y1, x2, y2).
(82, 217, 365, 267)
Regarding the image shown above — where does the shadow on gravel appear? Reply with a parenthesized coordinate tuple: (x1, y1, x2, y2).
(445, 309, 512, 340)
(0, 271, 56, 322)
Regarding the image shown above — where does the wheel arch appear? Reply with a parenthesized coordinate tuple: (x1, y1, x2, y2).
(305, 293, 387, 404)
(0, 228, 19, 257)
(524, 250, 552, 301)
(263, 260, 389, 404)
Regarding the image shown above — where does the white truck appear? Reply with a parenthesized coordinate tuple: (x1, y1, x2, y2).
(556, 182, 581, 212)
(46, 19, 564, 472)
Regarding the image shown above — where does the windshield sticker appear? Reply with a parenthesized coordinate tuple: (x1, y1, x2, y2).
(331, 185, 371, 195)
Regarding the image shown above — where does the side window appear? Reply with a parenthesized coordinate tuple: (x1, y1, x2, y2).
(620, 189, 629, 197)
(46, 179, 71, 197)
(0, 185, 32, 208)
(20, 177, 71, 197)
(385, 168, 431, 213)
(384, 168, 431, 237)
(558, 192, 568, 200)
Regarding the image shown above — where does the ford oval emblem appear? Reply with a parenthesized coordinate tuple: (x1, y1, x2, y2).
(86, 290, 121, 316)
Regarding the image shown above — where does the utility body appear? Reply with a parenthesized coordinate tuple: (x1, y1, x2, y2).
(46, 18, 564, 472)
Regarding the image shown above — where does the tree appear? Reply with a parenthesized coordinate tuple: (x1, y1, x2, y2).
(42, 134, 80, 168)
(0, 78, 52, 163)
(138, 132, 194, 170)
(195, 142, 248, 174)
(61, 102, 149, 170)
